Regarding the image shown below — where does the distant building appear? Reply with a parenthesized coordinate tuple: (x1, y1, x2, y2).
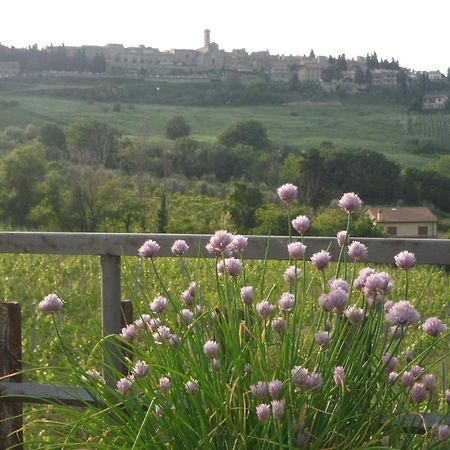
(427, 70, 445, 81)
(370, 69, 398, 88)
(423, 93, 448, 110)
(297, 61, 321, 82)
(0, 61, 20, 78)
(367, 207, 437, 238)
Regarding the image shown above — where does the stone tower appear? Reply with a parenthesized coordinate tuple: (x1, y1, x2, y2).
(204, 29, 211, 47)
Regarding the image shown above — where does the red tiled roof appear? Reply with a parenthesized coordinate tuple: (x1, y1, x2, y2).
(367, 207, 437, 223)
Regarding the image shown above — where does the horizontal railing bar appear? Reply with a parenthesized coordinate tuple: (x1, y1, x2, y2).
(0, 232, 449, 264)
(1, 381, 448, 430)
(0, 381, 97, 406)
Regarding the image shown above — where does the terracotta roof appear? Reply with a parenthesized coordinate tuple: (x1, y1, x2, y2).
(367, 207, 437, 223)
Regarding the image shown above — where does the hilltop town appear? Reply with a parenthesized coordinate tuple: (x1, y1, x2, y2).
(0, 31, 448, 86)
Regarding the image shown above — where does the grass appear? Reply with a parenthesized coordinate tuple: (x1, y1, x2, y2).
(0, 88, 438, 168)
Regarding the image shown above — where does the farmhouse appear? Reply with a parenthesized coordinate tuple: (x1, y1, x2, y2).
(367, 207, 438, 238)
(422, 93, 448, 110)
(0, 61, 20, 78)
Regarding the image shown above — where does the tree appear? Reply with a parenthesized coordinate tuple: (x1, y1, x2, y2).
(164, 115, 191, 140)
(0, 143, 46, 225)
(309, 49, 316, 59)
(229, 182, 263, 233)
(157, 189, 168, 233)
(218, 119, 270, 150)
(39, 123, 67, 160)
(65, 119, 120, 167)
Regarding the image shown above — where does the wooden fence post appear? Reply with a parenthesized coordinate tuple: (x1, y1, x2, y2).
(0, 302, 23, 450)
(101, 255, 122, 387)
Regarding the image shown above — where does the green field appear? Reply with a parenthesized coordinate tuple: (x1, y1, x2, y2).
(0, 92, 436, 167)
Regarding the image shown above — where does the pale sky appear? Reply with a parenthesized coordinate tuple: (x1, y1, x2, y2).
(2, 0, 448, 73)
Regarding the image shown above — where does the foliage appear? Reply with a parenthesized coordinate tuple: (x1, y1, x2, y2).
(65, 118, 121, 167)
(218, 119, 270, 150)
(164, 115, 191, 140)
(228, 182, 263, 233)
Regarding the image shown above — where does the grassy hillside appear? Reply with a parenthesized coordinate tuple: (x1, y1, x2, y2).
(0, 90, 436, 167)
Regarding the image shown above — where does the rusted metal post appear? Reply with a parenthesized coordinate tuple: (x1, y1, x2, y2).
(101, 255, 122, 386)
(0, 302, 23, 450)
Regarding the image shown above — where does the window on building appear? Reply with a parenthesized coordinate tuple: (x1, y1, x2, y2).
(418, 226, 428, 236)
(387, 226, 397, 236)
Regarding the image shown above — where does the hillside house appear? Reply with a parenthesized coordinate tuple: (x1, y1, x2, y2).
(0, 61, 20, 78)
(423, 94, 448, 110)
(367, 207, 437, 238)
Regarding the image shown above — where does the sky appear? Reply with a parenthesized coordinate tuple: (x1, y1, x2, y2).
(2, 0, 448, 73)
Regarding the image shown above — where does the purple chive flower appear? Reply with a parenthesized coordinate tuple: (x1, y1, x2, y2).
(283, 265, 301, 284)
(277, 183, 298, 204)
(271, 317, 286, 333)
(353, 267, 376, 290)
(181, 290, 194, 307)
(169, 333, 181, 348)
(159, 376, 170, 394)
(225, 257, 243, 277)
(146, 317, 161, 332)
(388, 372, 397, 384)
(410, 383, 427, 403)
(386, 301, 420, 327)
(405, 351, 414, 363)
(347, 241, 368, 261)
(250, 382, 268, 400)
(381, 354, 398, 373)
(287, 242, 306, 260)
(256, 300, 275, 319)
(363, 272, 394, 298)
(268, 380, 283, 399)
(315, 331, 330, 349)
(292, 367, 309, 389)
(206, 243, 232, 257)
(384, 300, 394, 314)
(39, 293, 64, 314)
(445, 389, 450, 405)
(337, 230, 348, 246)
(116, 377, 133, 394)
(422, 317, 448, 337)
(81, 369, 105, 384)
(185, 380, 198, 394)
(410, 365, 423, 379)
(394, 251, 416, 271)
(310, 250, 331, 270)
(132, 360, 149, 378)
(231, 234, 248, 253)
(240, 286, 254, 306)
(256, 403, 271, 422)
(120, 324, 137, 341)
(149, 295, 168, 313)
(306, 372, 323, 392)
(156, 325, 171, 340)
(134, 314, 152, 329)
(333, 366, 345, 387)
(437, 424, 449, 442)
(328, 288, 348, 312)
(178, 309, 194, 326)
(338, 192, 363, 214)
(380, 436, 389, 447)
(423, 374, 436, 392)
(318, 294, 334, 312)
(344, 306, 365, 324)
(271, 399, 285, 420)
(244, 363, 252, 376)
(138, 240, 160, 258)
(203, 340, 219, 359)
(401, 371, 415, 388)
(278, 292, 295, 313)
(154, 404, 164, 418)
(171, 239, 189, 256)
(209, 230, 234, 251)
(216, 261, 225, 276)
(291, 215, 310, 235)
(329, 278, 349, 292)
(211, 358, 220, 371)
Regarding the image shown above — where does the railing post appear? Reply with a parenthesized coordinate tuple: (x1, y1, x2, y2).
(0, 302, 23, 450)
(101, 255, 123, 386)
